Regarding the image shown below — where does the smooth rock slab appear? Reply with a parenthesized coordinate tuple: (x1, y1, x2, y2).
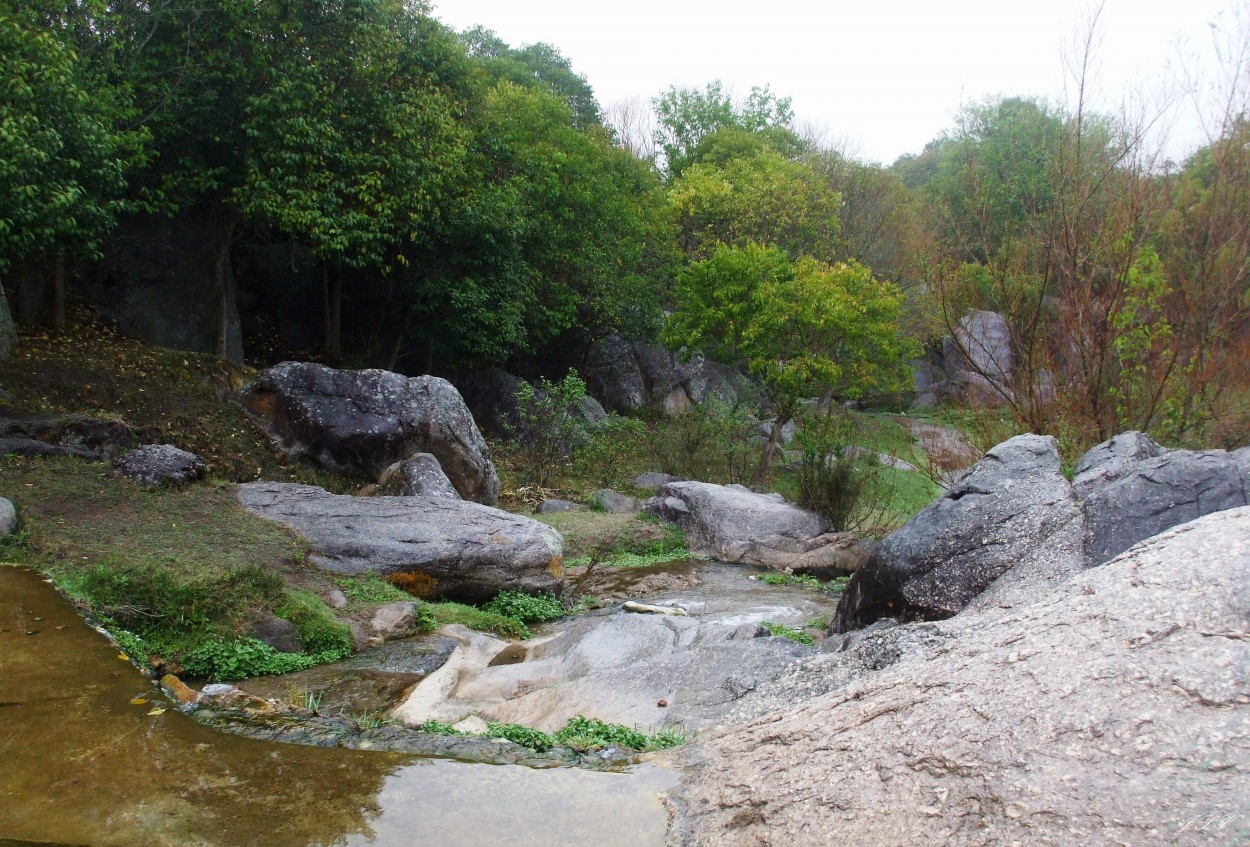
(644, 481, 863, 572)
(667, 507, 1250, 847)
(237, 483, 563, 603)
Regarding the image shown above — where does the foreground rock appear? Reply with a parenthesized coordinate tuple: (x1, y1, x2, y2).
(0, 497, 16, 537)
(237, 483, 562, 602)
(241, 362, 499, 504)
(645, 481, 868, 572)
(113, 444, 207, 487)
(667, 508, 1250, 846)
(835, 434, 1079, 631)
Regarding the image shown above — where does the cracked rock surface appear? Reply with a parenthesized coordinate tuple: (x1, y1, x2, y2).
(666, 507, 1250, 847)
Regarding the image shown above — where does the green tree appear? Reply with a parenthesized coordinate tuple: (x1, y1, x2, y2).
(665, 242, 913, 476)
(652, 81, 793, 177)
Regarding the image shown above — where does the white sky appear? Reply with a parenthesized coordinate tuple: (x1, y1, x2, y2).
(430, 0, 1242, 164)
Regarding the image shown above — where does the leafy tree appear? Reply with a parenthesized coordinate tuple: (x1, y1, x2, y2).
(652, 80, 793, 176)
(665, 242, 914, 476)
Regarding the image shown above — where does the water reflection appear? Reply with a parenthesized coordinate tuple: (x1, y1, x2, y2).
(0, 566, 673, 847)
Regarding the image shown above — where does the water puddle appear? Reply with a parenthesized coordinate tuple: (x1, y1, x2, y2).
(0, 566, 675, 847)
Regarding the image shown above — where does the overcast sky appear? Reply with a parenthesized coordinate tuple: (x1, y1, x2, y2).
(430, 0, 1241, 164)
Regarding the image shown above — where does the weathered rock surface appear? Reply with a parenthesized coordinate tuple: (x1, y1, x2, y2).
(590, 488, 640, 514)
(0, 497, 16, 537)
(583, 334, 756, 414)
(1083, 449, 1247, 566)
(645, 481, 865, 571)
(1071, 429, 1167, 499)
(537, 499, 585, 514)
(241, 362, 499, 504)
(835, 434, 1079, 631)
(370, 601, 420, 640)
(666, 507, 1250, 847)
(631, 472, 680, 491)
(113, 444, 207, 487)
(0, 437, 98, 460)
(237, 482, 562, 602)
(376, 453, 460, 499)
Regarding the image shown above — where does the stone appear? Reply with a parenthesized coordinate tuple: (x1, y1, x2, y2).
(326, 589, 349, 610)
(159, 673, 201, 705)
(247, 612, 303, 654)
(630, 472, 680, 491)
(756, 418, 797, 445)
(451, 715, 489, 735)
(241, 361, 499, 504)
(835, 434, 1080, 631)
(644, 481, 865, 572)
(376, 453, 461, 499)
(0, 497, 16, 538)
(113, 444, 207, 487)
(0, 437, 99, 460)
(938, 309, 1014, 405)
(237, 482, 563, 603)
(1071, 430, 1167, 499)
(590, 488, 640, 514)
(1083, 449, 1247, 566)
(622, 600, 688, 616)
(457, 367, 527, 435)
(537, 499, 586, 514)
(370, 601, 419, 640)
(663, 385, 693, 416)
(584, 335, 647, 413)
(666, 507, 1250, 847)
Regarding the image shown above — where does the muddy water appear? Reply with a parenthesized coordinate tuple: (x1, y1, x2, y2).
(0, 566, 675, 847)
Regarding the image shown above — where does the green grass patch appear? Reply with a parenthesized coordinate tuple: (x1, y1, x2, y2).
(481, 590, 565, 623)
(277, 589, 353, 657)
(421, 601, 533, 639)
(757, 572, 822, 588)
(333, 574, 412, 604)
(478, 716, 687, 753)
(759, 621, 815, 645)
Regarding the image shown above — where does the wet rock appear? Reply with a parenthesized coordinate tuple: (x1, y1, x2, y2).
(247, 612, 303, 654)
(1071, 430, 1167, 499)
(371, 602, 419, 640)
(0, 496, 16, 537)
(835, 434, 1079, 631)
(538, 499, 585, 514)
(667, 508, 1250, 847)
(326, 589, 349, 610)
(591, 488, 640, 514)
(241, 362, 499, 504)
(1083, 449, 1247, 566)
(237, 482, 563, 603)
(160, 673, 202, 705)
(644, 481, 863, 571)
(376, 453, 461, 499)
(113, 444, 207, 487)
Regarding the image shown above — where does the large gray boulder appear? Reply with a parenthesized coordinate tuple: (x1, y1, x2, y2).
(113, 444, 207, 487)
(1083, 449, 1247, 566)
(1071, 430, 1167, 499)
(583, 335, 757, 414)
(667, 507, 1250, 847)
(834, 434, 1079, 631)
(237, 483, 562, 602)
(584, 335, 647, 412)
(241, 362, 499, 504)
(644, 481, 866, 572)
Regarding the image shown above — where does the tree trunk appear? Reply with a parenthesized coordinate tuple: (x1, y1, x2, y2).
(0, 279, 17, 361)
(212, 214, 239, 361)
(322, 265, 342, 363)
(52, 252, 66, 331)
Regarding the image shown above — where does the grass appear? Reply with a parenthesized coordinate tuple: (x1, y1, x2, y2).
(539, 511, 691, 568)
(333, 574, 412, 605)
(475, 716, 687, 753)
(421, 601, 534, 640)
(757, 572, 822, 588)
(759, 621, 815, 646)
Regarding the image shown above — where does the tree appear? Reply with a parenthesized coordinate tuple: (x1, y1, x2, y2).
(652, 81, 793, 176)
(665, 242, 914, 476)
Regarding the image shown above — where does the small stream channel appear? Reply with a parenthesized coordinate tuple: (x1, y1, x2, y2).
(0, 566, 677, 847)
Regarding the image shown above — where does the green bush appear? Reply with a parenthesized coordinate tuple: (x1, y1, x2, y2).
(795, 411, 890, 532)
(574, 414, 647, 487)
(758, 572, 821, 588)
(647, 400, 758, 484)
(415, 719, 466, 735)
(509, 370, 591, 487)
(487, 721, 557, 752)
(482, 590, 565, 624)
(182, 636, 327, 680)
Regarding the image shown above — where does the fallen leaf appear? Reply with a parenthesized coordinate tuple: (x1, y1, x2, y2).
(146, 708, 166, 716)
(129, 698, 148, 706)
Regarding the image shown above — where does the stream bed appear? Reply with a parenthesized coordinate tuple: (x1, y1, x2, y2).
(0, 566, 676, 847)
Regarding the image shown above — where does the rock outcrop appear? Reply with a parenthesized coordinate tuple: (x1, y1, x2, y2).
(241, 362, 499, 504)
(237, 482, 562, 602)
(0, 413, 142, 459)
(835, 434, 1079, 631)
(1070, 429, 1168, 498)
(666, 507, 1250, 847)
(113, 444, 207, 487)
(645, 481, 868, 572)
(583, 335, 757, 414)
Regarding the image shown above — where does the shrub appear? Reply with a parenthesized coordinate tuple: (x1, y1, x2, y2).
(486, 721, 556, 752)
(647, 400, 757, 484)
(509, 370, 592, 487)
(181, 637, 323, 680)
(482, 590, 565, 624)
(795, 411, 891, 532)
(574, 414, 647, 487)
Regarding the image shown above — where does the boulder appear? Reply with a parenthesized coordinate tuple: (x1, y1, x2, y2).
(237, 483, 563, 603)
(631, 471, 680, 491)
(835, 434, 1079, 631)
(584, 335, 647, 412)
(457, 368, 527, 436)
(666, 507, 1250, 847)
(1071, 430, 1167, 499)
(113, 444, 207, 487)
(644, 481, 864, 571)
(326, 588, 349, 610)
(1083, 449, 1247, 566)
(937, 309, 1014, 405)
(590, 488, 640, 514)
(241, 362, 499, 504)
(0, 497, 16, 537)
(247, 613, 303, 654)
(376, 453, 460, 499)
(537, 499, 585, 514)
(370, 601, 420, 640)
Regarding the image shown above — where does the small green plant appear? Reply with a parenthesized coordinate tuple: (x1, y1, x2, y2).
(415, 719, 466, 735)
(487, 721, 557, 752)
(181, 637, 328, 680)
(795, 410, 892, 532)
(289, 688, 323, 712)
(352, 711, 396, 730)
(509, 370, 592, 488)
(482, 590, 565, 624)
(334, 575, 411, 604)
(757, 572, 821, 588)
(805, 617, 829, 630)
(759, 621, 815, 645)
(824, 575, 851, 593)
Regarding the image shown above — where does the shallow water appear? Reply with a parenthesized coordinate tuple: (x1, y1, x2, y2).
(0, 566, 674, 847)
